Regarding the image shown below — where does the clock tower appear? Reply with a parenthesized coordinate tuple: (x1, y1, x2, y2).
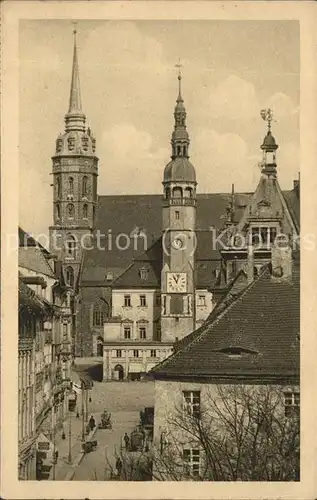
(161, 67, 197, 342)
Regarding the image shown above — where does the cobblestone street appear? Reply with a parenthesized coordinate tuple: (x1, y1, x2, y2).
(57, 377, 154, 480)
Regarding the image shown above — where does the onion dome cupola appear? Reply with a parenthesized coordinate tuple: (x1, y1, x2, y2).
(54, 27, 96, 157)
(260, 108, 278, 176)
(163, 65, 196, 186)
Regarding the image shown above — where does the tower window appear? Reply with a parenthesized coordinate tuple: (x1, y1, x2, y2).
(184, 187, 192, 199)
(177, 146, 181, 156)
(93, 309, 104, 327)
(67, 203, 74, 219)
(56, 138, 63, 153)
(175, 211, 180, 220)
(56, 178, 61, 199)
(92, 206, 96, 225)
(82, 137, 88, 152)
(67, 137, 75, 151)
(65, 266, 74, 287)
(173, 187, 182, 198)
(82, 176, 88, 197)
(68, 177, 74, 194)
(65, 235, 77, 258)
(165, 187, 170, 200)
(183, 146, 187, 156)
(56, 204, 60, 220)
(83, 204, 88, 219)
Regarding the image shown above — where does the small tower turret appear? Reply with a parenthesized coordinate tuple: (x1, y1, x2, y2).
(260, 108, 279, 176)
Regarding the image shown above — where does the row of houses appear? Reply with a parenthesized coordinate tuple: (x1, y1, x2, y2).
(18, 228, 75, 480)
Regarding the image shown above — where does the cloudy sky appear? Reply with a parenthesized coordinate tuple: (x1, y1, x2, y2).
(19, 20, 299, 236)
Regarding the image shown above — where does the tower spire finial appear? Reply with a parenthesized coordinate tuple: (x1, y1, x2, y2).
(65, 22, 86, 132)
(175, 59, 183, 102)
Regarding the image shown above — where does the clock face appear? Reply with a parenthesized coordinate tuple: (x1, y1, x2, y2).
(167, 272, 187, 293)
(172, 238, 184, 250)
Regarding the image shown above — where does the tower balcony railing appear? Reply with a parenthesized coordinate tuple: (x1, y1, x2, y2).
(163, 198, 196, 207)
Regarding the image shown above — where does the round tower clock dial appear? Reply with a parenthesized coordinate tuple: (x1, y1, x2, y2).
(167, 272, 187, 293)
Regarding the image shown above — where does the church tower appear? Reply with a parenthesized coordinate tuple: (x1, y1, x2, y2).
(49, 28, 98, 290)
(161, 68, 197, 342)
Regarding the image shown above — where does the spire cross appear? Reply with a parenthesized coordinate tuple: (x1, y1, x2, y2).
(175, 59, 183, 99)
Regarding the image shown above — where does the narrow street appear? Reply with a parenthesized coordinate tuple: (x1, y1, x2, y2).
(69, 369, 154, 481)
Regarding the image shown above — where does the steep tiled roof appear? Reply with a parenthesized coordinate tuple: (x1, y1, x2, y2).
(19, 247, 56, 278)
(19, 280, 47, 313)
(152, 263, 300, 381)
(81, 189, 299, 285)
(19, 227, 50, 255)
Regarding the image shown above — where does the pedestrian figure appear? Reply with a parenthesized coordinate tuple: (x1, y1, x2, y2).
(116, 456, 123, 478)
(124, 432, 130, 450)
(89, 415, 96, 431)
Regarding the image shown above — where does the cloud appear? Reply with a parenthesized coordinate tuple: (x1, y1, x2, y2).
(192, 129, 256, 192)
(100, 123, 169, 194)
(209, 75, 259, 120)
(265, 92, 298, 119)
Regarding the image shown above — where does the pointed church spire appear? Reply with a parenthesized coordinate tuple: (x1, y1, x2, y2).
(171, 61, 190, 159)
(65, 24, 86, 132)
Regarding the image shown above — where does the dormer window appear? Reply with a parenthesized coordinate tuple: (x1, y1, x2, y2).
(140, 268, 148, 281)
(250, 227, 277, 248)
(106, 271, 113, 281)
(219, 346, 258, 358)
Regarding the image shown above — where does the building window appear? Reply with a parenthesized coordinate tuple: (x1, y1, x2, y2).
(56, 204, 60, 220)
(140, 268, 148, 281)
(65, 235, 77, 258)
(124, 326, 131, 339)
(197, 295, 206, 307)
(82, 176, 88, 197)
(83, 204, 88, 219)
(56, 178, 61, 199)
(175, 211, 180, 220)
(67, 203, 74, 219)
(284, 391, 300, 417)
(251, 227, 277, 247)
(139, 327, 147, 340)
(150, 350, 156, 358)
(173, 187, 182, 198)
(93, 306, 104, 327)
(116, 350, 122, 358)
(133, 350, 139, 358)
(68, 177, 74, 194)
(65, 266, 74, 287)
(124, 295, 131, 307)
(183, 449, 201, 478)
(106, 271, 113, 281)
(183, 391, 201, 419)
(140, 295, 147, 307)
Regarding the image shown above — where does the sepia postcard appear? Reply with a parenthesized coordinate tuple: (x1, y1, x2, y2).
(1, 1, 317, 499)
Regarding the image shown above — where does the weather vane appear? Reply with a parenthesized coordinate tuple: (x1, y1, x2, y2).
(260, 108, 275, 131)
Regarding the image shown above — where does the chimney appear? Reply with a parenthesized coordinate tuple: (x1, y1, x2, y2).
(247, 245, 254, 284)
(271, 243, 292, 280)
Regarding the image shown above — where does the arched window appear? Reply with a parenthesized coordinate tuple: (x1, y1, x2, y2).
(67, 203, 74, 219)
(172, 186, 182, 198)
(165, 187, 170, 199)
(83, 204, 88, 219)
(65, 235, 77, 258)
(93, 300, 109, 327)
(56, 178, 61, 199)
(65, 266, 74, 287)
(82, 176, 88, 197)
(92, 206, 96, 224)
(56, 204, 60, 220)
(184, 187, 192, 198)
(183, 145, 187, 156)
(177, 146, 181, 156)
(68, 177, 74, 194)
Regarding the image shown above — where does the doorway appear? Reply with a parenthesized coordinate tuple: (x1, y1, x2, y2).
(114, 364, 124, 381)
